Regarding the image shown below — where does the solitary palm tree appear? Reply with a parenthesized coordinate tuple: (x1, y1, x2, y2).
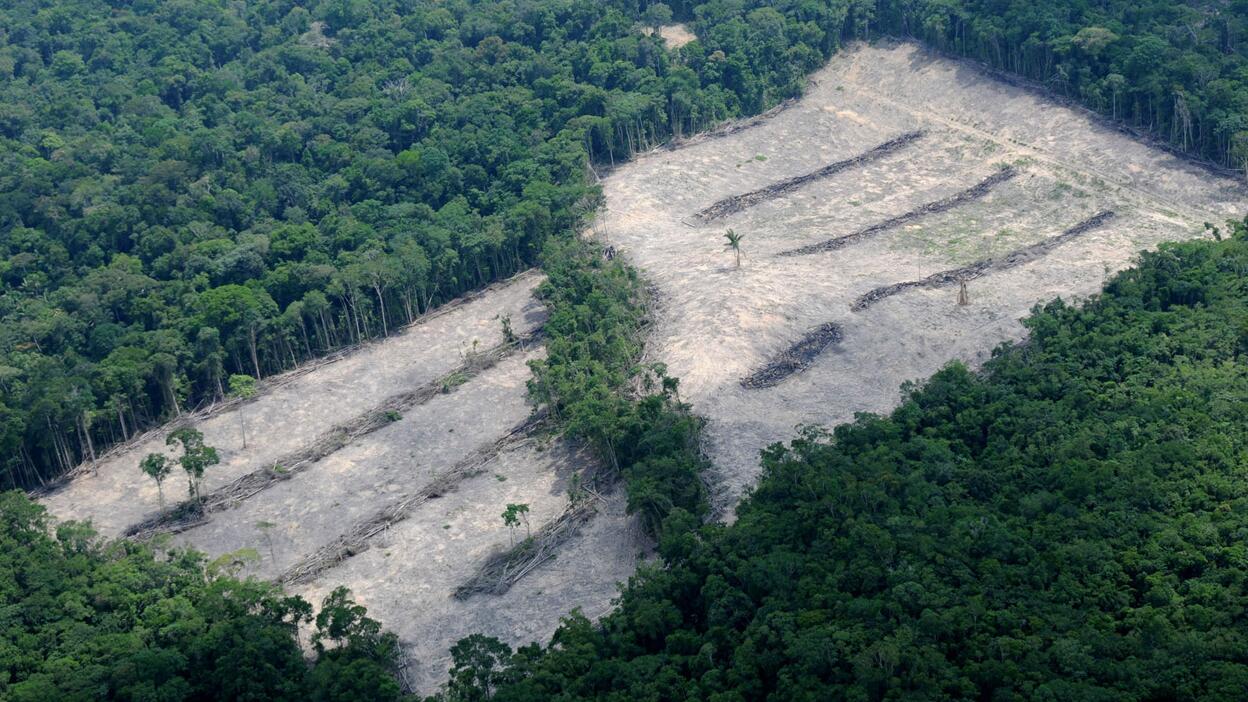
(723, 229, 744, 269)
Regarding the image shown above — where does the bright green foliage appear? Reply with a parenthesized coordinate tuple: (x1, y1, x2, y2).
(0, 0, 845, 488)
(437, 228, 1248, 700)
(723, 229, 744, 268)
(139, 452, 172, 507)
(502, 503, 531, 543)
(528, 238, 709, 538)
(0, 492, 409, 701)
(165, 427, 218, 505)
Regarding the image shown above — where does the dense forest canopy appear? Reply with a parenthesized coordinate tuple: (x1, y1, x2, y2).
(0, 0, 839, 487)
(0, 491, 409, 701)
(438, 226, 1248, 701)
(5, 0, 1248, 488)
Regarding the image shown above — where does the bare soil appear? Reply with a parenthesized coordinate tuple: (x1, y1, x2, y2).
(290, 441, 642, 694)
(600, 40, 1246, 515)
(40, 271, 546, 537)
(658, 24, 696, 49)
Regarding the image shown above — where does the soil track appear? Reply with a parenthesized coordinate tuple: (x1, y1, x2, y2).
(602, 40, 1244, 515)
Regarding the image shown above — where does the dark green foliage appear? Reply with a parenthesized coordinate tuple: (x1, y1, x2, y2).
(528, 237, 709, 538)
(0, 0, 845, 487)
(0, 492, 408, 701)
(437, 228, 1248, 700)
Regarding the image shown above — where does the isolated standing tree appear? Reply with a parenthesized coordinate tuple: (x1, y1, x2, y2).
(167, 427, 219, 507)
(502, 503, 531, 545)
(724, 229, 744, 269)
(228, 374, 257, 449)
(140, 453, 172, 508)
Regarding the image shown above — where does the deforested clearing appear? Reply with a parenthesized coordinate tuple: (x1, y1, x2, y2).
(36, 264, 641, 694)
(600, 41, 1246, 514)
(39, 271, 546, 538)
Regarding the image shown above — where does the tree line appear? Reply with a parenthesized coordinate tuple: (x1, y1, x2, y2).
(434, 221, 1248, 701)
(0, 0, 842, 487)
(860, 0, 1248, 173)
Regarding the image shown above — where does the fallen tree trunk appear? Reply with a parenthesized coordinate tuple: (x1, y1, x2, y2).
(851, 211, 1117, 311)
(695, 131, 926, 221)
(741, 322, 844, 389)
(278, 414, 546, 585)
(778, 166, 1020, 257)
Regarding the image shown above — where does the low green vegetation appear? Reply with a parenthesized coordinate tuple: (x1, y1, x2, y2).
(435, 224, 1248, 700)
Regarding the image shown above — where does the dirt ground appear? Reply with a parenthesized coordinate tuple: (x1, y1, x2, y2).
(174, 349, 545, 579)
(600, 40, 1246, 514)
(34, 38, 1248, 696)
(659, 24, 696, 49)
(39, 271, 546, 538)
(38, 264, 639, 696)
(291, 441, 643, 694)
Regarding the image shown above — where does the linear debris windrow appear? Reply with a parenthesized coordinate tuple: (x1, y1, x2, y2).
(740, 322, 844, 389)
(453, 491, 604, 600)
(850, 211, 1117, 311)
(694, 131, 926, 222)
(278, 414, 545, 585)
(125, 331, 542, 540)
(777, 165, 1020, 257)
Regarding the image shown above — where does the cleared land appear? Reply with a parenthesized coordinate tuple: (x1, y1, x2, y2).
(40, 271, 546, 538)
(34, 38, 1246, 695)
(37, 267, 643, 695)
(601, 40, 1245, 513)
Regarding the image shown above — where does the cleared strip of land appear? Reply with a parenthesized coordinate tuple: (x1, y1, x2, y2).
(852, 211, 1117, 311)
(39, 271, 544, 537)
(289, 440, 639, 695)
(777, 166, 1019, 257)
(127, 332, 542, 539)
(694, 131, 925, 221)
(600, 41, 1242, 520)
(278, 413, 545, 585)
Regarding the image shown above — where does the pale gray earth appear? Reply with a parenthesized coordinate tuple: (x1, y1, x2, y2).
(40, 271, 545, 538)
(600, 41, 1245, 515)
(35, 39, 1246, 696)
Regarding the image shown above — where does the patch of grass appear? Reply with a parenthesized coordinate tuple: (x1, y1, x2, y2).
(441, 370, 469, 393)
